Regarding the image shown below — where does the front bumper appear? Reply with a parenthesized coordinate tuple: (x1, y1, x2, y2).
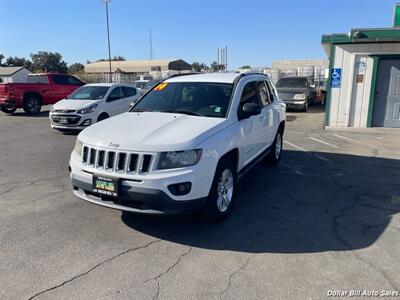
(49, 113, 92, 130)
(71, 176, 206, 215)
(282, 100, 306, 109)
(69, 150, 215, 215)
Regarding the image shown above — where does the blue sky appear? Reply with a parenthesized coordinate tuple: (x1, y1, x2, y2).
(0, 0, 397, 68)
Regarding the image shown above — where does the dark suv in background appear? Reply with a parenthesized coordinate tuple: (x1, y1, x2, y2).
(275, 77, 316, 112)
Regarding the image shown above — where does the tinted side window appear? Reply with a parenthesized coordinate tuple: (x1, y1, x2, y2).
(68, 76, 83, 85)
(107, 87, 123, 101)
(240, 81, 259, 106)
(257, 81, 271, 106)
(52, 75, 70, 85)
(265, 80, 277, 102)
(27, 75, 49, 84)
(123, 87, 137, 97)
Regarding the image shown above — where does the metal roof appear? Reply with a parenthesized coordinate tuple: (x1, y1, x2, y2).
(84, 59, 191, 73)
(0, 66, 27, 76)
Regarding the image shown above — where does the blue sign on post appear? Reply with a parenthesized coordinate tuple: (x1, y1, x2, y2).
(331, 68, 342, 88)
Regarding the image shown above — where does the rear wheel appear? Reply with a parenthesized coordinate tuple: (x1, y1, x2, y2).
(266, 129, 283, 165)
(0, 106, 17, 114)
(200, 158, 237, 222)
(23, 96, 41, 114)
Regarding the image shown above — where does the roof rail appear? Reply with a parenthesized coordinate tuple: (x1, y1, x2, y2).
(165, 72, 201, 80)
(233, 72, 269, 84)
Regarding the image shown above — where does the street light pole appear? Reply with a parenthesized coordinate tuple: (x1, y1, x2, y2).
(102, 0, 112, 82)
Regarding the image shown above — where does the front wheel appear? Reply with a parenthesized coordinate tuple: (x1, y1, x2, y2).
(301, 101, 308, 112)
(0, 106, 17, 114)
(200, 158, 237, 222)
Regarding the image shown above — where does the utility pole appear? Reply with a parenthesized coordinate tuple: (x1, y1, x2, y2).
(102, 0, 112, 82)
(149, 26, 154, 60)
(225, 46, 228, 71)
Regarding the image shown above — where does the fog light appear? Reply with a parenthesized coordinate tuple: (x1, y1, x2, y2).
(82, 119, 91, 126)
(168, 182, 191, 196)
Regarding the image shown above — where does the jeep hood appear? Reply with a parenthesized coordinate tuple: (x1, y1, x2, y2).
(53, 99, 98, 110)
(78, 112, 228, 152)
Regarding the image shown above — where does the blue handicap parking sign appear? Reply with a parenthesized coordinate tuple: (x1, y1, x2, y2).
(331, 68, 342, 88)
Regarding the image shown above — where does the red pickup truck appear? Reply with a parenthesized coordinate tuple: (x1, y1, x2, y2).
(0, 73, 84, 114)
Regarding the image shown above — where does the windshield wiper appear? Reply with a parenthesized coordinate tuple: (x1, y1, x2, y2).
(172, 109, 204, 117)
(130, 108, 155, 112)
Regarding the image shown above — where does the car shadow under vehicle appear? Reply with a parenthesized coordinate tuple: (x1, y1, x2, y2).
(121, 150, 400, 254)
(1, 110, 50, 118)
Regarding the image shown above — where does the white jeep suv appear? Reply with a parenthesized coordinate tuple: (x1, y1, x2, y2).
(70, 73, 286, 221)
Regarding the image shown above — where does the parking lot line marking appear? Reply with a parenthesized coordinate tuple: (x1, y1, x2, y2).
(284, 141, 310, 153)
(309, 137, 339, 149)
(333, 134, 360, 143)
(284, 140, 333, 163)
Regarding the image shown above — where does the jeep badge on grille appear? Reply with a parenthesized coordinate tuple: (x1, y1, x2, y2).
(108, 142, 120, 148)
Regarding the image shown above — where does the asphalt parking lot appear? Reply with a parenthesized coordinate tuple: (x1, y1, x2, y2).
(1, 106, 400, 299)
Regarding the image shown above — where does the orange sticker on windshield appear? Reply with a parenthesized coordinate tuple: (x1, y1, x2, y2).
(154, 83, 168, 91)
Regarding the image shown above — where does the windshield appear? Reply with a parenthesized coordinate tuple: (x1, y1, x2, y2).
(67, 86, 110, 100)
(131, 82, 233, 118)
(276, 78, 308, 88)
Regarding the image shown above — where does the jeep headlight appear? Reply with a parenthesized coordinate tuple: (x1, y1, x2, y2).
(74, 139, 83, 156)
(77, 104, 98, 114)
(157, 149, 202, 170)
(49, 105, 55, 112)
(293, 94, 306, 100)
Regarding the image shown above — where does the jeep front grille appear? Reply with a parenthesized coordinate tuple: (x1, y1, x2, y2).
(81, 146, 153, 174)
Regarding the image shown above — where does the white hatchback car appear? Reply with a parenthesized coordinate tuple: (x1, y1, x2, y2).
(70, 73, 286, 221)
(49, 83, 140, 131)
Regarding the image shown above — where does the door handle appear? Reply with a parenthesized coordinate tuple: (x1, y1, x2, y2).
(259, 116, 266, 121)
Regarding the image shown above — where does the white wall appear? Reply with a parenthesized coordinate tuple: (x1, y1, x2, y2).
(0, 76, 13, 83)
(328, 43, 400, 127)
(11, 69, 31, 83)
(0, 69, 32, 83)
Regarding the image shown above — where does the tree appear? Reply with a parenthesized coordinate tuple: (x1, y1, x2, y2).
(210, 61, 218, 71)
(239, 65, 251, 69)
(191, 62, 209, 72)
(96, 56, 126, 62)
(68, 63, 85, 74)
(30, 51, 68, 73)
(4, 56, 32, 70)
(0, 54, 4, 66)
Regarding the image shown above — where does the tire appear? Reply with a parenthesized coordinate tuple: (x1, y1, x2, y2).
(200, 158, 237, 222)
(23, 96, 41, 114)
(0, 106, 17, 114)
(97, 113, 109, 122)
(266, 128, 283, 165)
(301, 101, 308, 112)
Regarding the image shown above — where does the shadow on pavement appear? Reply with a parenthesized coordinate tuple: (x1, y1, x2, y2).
(5, 110, 49, 118)
(122, 150, 400, 254)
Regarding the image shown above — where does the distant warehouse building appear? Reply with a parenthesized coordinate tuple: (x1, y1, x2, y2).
(322, 4, 400, 129)
(84, 59, 192, 79)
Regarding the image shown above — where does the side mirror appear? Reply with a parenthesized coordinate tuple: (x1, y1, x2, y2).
(241, 102, 261, 119)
